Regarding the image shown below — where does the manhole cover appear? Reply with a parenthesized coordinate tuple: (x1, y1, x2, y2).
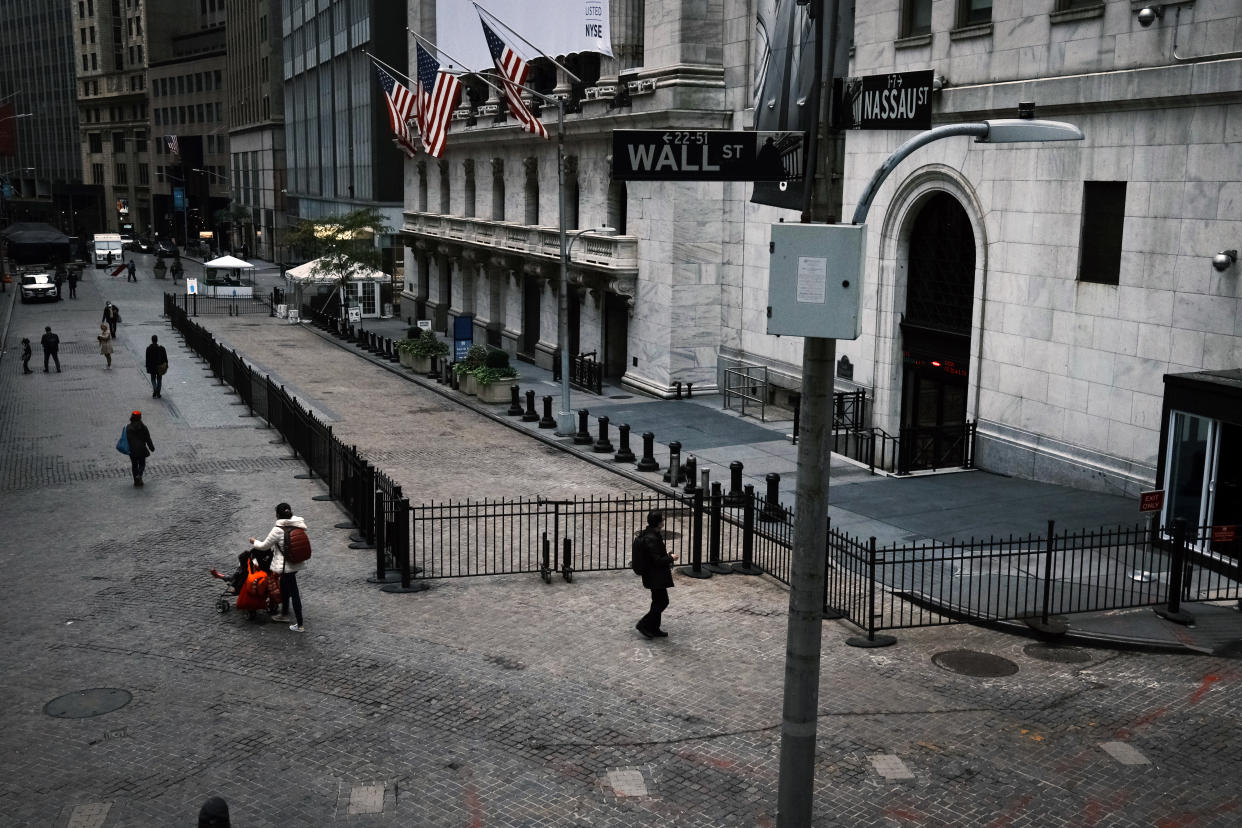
(44, 688, 132, 719)
(932, 650, 1019, 677)
(1023, 643, 1092, 664)
(608, 395, 633, 400)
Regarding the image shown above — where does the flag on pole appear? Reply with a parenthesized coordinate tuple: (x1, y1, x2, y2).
(374, 63, 420, 158)
(478, 17, 549, 139)
(164, 134, 180, 155)
(415, 44, 463, 158)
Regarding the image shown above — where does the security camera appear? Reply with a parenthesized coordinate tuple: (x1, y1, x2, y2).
(1137, 6, 1162, 27)
(1212, 250, 1237, 272)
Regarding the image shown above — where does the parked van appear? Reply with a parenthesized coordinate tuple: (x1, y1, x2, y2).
(92, 233, 123, 269)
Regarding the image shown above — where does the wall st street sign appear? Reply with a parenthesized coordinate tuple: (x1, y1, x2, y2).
(611, 130, 805, 182)
(833, 70, 934, 131)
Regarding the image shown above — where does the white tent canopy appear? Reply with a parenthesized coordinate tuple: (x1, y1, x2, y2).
(284, 257, 386, 283)
(204, 254, 255, 269)
(284, 257, 389, 319)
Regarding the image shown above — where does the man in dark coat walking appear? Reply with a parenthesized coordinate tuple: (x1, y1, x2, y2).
(125, 410, 155, 486)
(40, 326, 61, 373)
(145, 334, 168, 398)
(635, 510, 677, 638)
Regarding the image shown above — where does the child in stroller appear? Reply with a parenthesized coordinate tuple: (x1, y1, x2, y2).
(210, 547, 281, 617)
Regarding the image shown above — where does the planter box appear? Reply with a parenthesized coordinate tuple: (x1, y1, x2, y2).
(399, 349, 414, 369)
(476, 381, 513, 404)
(412, 355, 432, 374)
(461, 374, 477, 395)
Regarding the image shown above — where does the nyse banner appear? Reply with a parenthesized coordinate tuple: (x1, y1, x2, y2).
(833, 70, 934, 130)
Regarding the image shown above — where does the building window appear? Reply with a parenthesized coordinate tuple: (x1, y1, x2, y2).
(902, 0, 933, 36)
(88, 132, 102, 153)
(136, 45, 143, 64)
(115, 163, 128, 185)
(1057, 0, 1099, 8)
(135, 132, 147, 152)
(958, 0, 992, 26)
(112, 132, 125, 153)
(91, 163, 104, 184)
(139, 164, 149, 185)
(1078, 181, 1127, 285)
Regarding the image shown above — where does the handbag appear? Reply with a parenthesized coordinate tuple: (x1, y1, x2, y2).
(157, 362, 168, 376)
(116, 426, 130, 455)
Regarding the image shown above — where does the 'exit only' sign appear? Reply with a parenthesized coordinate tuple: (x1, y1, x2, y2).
(1139, 490, 1165, 512)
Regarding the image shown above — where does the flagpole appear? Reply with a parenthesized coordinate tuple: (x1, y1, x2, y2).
(472, 1, 583, 83)
(362, 49, 417, 88)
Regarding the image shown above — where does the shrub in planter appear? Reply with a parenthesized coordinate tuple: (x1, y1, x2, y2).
(473, 365, 519, 403)
(396, 329, 448, 369)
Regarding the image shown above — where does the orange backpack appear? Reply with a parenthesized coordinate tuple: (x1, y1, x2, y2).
(283, 526, 312, 564)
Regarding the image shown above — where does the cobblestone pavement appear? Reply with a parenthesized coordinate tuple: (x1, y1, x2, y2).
(1, 268, 1241, 826)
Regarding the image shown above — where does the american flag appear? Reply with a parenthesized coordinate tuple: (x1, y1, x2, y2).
(374, 63, 419, 158)
(415, 44, 462, 158)
(164, 134, 179, 155)
(478, 18, 548, 140)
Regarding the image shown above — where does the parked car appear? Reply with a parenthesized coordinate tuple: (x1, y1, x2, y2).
(154, 238, 177, 256)
(127, 236, 154, 253)
(19, 272, 60, 303)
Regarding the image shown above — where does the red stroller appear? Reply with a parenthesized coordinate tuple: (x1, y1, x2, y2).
(211, 548, 280, 618)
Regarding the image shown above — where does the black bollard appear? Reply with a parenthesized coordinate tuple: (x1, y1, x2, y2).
(522, 390, 540, 422)
(673, 381, 683, 400)
(683, 456, 698, 494)
(539, 395, 557, 429)
(663, 441, 683, 485)
(732, 485, 763, 575)
(561, 537, 574, 582)
(686, 382, 693, 398)
(759, 472, 786, 522)
(707, 482, 733, 574)
(507, 385, 524, 416)
(677, 488, 712, 579)
(592, 415, 614, 453)
(636, 432, 660, 471)
(573, 409, 592, 444)
(614, 424, 636, 463)
(428, 355, 440, 380)
(724, 460, 745, 506)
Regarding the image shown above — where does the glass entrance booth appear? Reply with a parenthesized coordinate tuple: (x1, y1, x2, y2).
(1156, 370, 1242, 562)
(202, 255, 255, 298)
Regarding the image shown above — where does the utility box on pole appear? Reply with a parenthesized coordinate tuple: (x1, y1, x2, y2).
(766, 223, 864, 340)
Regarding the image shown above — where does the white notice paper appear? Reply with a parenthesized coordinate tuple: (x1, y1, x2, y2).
(796, 257, 827, 304)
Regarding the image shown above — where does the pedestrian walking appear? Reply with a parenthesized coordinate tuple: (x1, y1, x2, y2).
(97, 323, 113, 368)
(102, 301, 121, 338)
(170, 259, 183, 281)
(250, 502, 310, 632)
(106, 250, 114, 268)
(197, 796, 231, 827)
(633, 510, 677, 639)
(145, 334, 168, 398)
(20, 338, 32, 374)
(40, 326, 61, 373)
(126, 259, 136, 282)
(124, 410, 154, 486)
(68, 267, 79, 299)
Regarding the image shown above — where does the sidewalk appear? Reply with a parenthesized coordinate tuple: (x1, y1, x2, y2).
(183, 251, 1242, 659)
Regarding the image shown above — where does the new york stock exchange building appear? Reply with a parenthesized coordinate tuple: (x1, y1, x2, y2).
(399, 0, 1240, 555)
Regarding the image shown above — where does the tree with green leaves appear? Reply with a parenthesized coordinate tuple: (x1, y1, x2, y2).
(281, 207, 392, 320)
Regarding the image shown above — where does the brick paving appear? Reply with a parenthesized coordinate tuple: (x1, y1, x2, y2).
(1, 262, 1241, 826)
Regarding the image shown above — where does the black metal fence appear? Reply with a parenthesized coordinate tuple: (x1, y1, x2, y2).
(165, 297, 1238, 639)
(163, 290, 282, 316)
(552, 349, 603, 395)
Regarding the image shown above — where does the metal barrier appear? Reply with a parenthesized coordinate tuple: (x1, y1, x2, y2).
(552, 349, 604, 395)
(722, 364, 769, 420)
(163, 291, 276, 316)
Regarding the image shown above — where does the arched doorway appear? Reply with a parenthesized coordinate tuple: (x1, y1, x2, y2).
(899, 192, 975, 472)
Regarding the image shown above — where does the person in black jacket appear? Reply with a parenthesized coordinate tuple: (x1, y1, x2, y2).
(635, 510, 677, 638)
(145, 334, 168, 398)
(125, 410, 155, 486)
(40, 326, 61, 373)
(102, 301, 121, 337)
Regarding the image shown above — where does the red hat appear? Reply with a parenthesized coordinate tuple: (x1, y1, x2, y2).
(131, 410, 141, 417)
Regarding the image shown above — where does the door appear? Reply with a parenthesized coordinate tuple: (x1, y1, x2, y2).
(520, 275, 541, 358)
(899, 192, 975, 472)
(602, 293, 629, 380)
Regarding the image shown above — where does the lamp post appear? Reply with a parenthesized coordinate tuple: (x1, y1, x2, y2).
(775, 115, 1084, 827)
(557, 225, 617, 435)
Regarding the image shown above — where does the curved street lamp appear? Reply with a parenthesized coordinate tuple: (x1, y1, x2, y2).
(557, 225, 617, 435)
(777, 115, 1084, 828)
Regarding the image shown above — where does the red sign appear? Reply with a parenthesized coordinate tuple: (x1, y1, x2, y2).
(1212, 525, 1236, 543)
(1139, 490, 1165, 512)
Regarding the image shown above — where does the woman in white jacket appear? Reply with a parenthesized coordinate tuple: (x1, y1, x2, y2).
(250, 502, 309, 632)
